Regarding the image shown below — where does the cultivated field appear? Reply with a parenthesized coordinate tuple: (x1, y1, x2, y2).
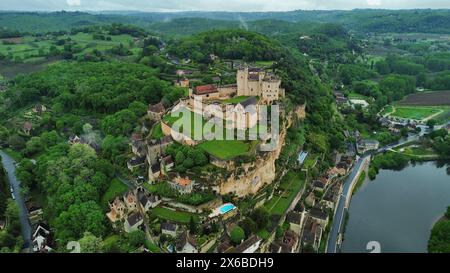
(384, 91, 450, 123)
(399, 91, 450, 106)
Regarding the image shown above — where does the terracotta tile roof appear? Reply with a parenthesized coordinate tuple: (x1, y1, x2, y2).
(194, 84, 218, 95)
(175, 177, 192, 187)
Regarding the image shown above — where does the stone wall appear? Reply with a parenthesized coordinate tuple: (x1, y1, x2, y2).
(216, 112, 293, 197)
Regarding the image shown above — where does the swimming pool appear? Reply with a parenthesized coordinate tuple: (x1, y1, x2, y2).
(219, 203, 236, 214)
(209, 203, 237, 218)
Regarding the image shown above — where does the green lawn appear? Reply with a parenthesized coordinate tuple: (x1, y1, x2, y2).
(145, 240, 162, 253)
(220, 96, 251, 104)
(198, 140, 256, 160)
(390, 106, 441, 120)
(101, 179, 129, 208)
(151, 207, 200, 224)
(380, 105, 394, 116)
(264, 171, 306, 216)
(151, 123, 164, 139)
(303, 154, 318, 169)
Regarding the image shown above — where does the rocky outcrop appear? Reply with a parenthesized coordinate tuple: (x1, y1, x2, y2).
(216, 111, 294, 197)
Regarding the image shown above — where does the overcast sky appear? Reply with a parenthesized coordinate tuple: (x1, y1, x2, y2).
(1, 0, 449, 12)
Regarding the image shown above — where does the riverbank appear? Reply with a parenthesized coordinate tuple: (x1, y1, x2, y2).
(368, 145, 449, 180)
(428, 208, 450, 253)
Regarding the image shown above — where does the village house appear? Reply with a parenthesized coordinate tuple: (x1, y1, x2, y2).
(160, 155, 174, 175)
(147, 136, 174, 165)
(106, 196, 127, 223)
(148, 162, 162, 182)
(176, 230, 198, 253)
(124, 191, 139, 212)
(224, 235, 262, 253)
(175, 78, 190, 88)
(313, 180, 326, 192)
(161, 222, 178, 237)
(190, 84, 221, 101)
(269, 242, 282, 253)
(127, 156, 146, 171)
(301, 217, 323, 252)
(130, 133, 147, 157)
(286, 211, 303, 235)
(26, 201, 44, 226)
(137, 187, 161, 211)
(309, 208, 329, 227)
(168, 176, 194, 194)
(32, 223, 54, 253)
(124, 212, 144, 233)
(148, 102, 166, 121)
(279, 230, 299, 253)
(357, 139, 380, 154)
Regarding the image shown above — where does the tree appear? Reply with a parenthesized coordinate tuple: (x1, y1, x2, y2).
(426, 119, 437, 129)
(127, 230, 146, 248)
(230, 226, 245, 245)
(240, 218, 257, 237)
(249, 208, 270, 230)
(54, 201, 107, 243)
(79, 232, 103, 253)
(189, 216, 198, 234)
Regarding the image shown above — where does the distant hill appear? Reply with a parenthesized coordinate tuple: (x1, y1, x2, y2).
(1, 9, 450, 34)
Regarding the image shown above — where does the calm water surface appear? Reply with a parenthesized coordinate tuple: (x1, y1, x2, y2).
(342, 161, 450, 253)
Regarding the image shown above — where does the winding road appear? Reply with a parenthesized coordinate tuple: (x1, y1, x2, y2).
(0, 150, 32, 250)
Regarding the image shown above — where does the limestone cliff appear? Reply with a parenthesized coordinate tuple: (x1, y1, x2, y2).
(216, 110, 295, 197)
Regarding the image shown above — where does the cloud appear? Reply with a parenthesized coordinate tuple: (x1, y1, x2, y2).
(66, 0, 81, 7)
(367, 0, 382, 6)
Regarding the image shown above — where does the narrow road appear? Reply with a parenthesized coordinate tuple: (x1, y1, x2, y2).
(326, 155, 368, 253)
(0, 150, 32, 249)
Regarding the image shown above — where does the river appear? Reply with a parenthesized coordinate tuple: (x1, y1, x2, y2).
(342, 161, 450, 253)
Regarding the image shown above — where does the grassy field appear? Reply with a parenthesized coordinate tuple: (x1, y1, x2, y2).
(264, 171, 306, 216)
(394, 145, 437, 157)
(348, 92, 369, 100)
(198, 140, 256, 160)
(151, 123, 164, 139)
(0, 33, 137, 63)
(220, 96, 251, 104)
(151, 207, 200, 224)
(390, 106, 441, 120)
(101, 179, 129, 208)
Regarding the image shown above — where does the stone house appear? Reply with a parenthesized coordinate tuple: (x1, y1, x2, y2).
(176, 230, 198, 253)
(148, 102, 166, 121)
(124, 212, 144, 233)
